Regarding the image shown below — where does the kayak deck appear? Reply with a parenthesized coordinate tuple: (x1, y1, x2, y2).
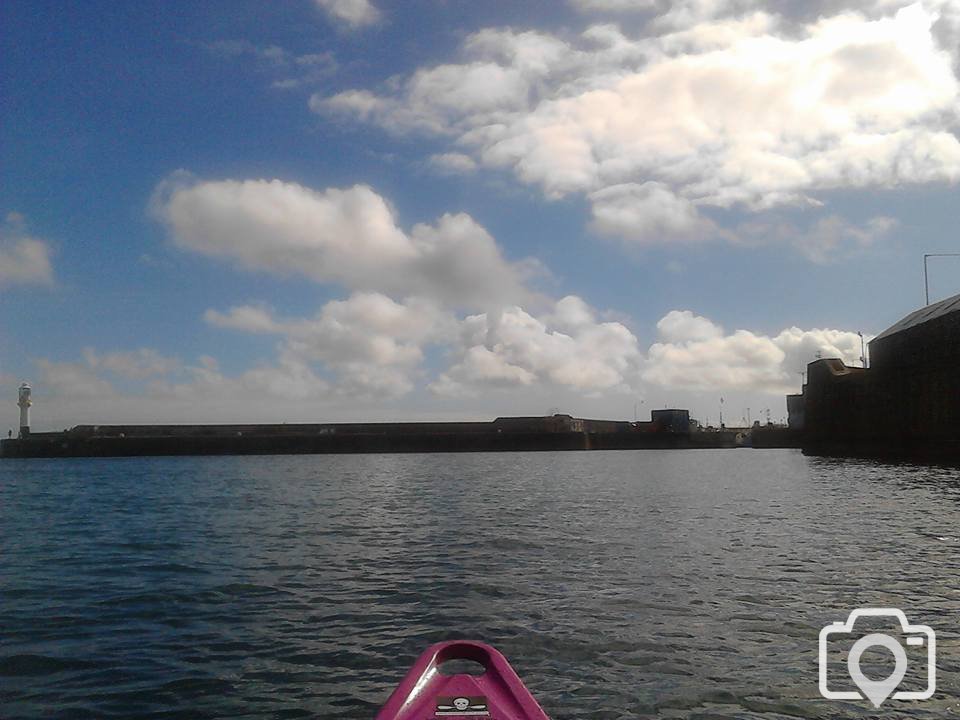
(376, 641, 550, 720)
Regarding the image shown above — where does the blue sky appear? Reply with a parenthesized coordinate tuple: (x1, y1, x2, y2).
(2, 0, 959, 430)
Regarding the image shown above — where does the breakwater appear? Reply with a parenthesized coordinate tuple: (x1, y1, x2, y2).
(0, 415, 750, 458)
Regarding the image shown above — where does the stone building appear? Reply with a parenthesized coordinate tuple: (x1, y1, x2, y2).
(800, 292, 960, 459)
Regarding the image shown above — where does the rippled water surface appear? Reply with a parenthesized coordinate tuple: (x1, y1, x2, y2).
(2, 450, 959, 719)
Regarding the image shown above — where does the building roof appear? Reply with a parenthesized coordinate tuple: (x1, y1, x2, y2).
(872, 292, 960, 342)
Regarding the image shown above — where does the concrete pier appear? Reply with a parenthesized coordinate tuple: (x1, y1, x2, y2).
(0, 414, 746, 458)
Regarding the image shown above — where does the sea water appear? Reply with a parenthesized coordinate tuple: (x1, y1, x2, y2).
(1, 450, 958, 718)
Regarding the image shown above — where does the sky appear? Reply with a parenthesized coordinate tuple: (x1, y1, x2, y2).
(2, 0, 959, 431)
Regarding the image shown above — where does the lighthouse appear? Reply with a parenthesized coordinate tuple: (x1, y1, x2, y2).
(18, 382, 31, 438)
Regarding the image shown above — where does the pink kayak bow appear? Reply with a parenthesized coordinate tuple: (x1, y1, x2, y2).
(375, 641, 551, 720)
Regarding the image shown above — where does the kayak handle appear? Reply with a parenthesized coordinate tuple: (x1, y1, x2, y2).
(434, 640, 500, 673)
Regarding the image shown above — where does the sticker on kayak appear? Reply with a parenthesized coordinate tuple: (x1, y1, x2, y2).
(435, 696, 489, 716)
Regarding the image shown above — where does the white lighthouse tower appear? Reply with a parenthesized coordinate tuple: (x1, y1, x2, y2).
(18, 382, 31, 437)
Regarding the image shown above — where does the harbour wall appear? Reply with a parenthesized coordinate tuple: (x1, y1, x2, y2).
(1, 420, 746, 458)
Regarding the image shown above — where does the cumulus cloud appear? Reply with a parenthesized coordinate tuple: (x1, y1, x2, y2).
(570, 0, 760, 21)
(797, 215, 898, 264)
(430, 295, 642, 396)
(207, 294, 645, 400)
(570, 0, 659, 11)
(272, 53, 338, 90)
(166, 355, 331, 403)
(36, 359, 116, 399)
(35, 349, 333, 417)
(589, 182, 717, 243)
(36, 349, 179, 402)
(150, 176, 667, 402)
(0, 212, 54, 289)
(154, 177, 537, 310)
(202, 305, 278, 334)
(82, 348, 181, 380)
(28, 305, 870, 425)
(654, 0, 764, 27)
(201, 40, 338, 89)
(428, 152, 479, 174)
(735, 213, 898, 263)
(316, 2, 960, 244)
(207, 293, 456, 397)
(201, 39, 290, 65)
(643, 309, 866, 392)
(0, 238, 54, 288)
(655, 309, 723, 343)
(314, 0, 380, 28)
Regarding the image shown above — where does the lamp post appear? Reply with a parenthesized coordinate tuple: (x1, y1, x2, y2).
(924, 253, 960, 305)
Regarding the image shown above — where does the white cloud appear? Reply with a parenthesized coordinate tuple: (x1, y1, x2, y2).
(643, 310, 866, 392)
(314, 0, 380, 28)
(589, 182, 717, 243)
(428, 152, 478, 174)
(313, 28, 571, 135)
(737, 213, 898, 263)
(202, 305, 278, 334)
(201, 39, 290, 65)
(24, 305, 869, 426)
(198, 356, 331, 402)
(317, 3, 960, 245)
(154, 177, 536, 310)
(272, 53, 338, 89)
(655, 0, 762, 28)
(654, 309, 723, 343)
(312, 89, 389, 121)
(36, 349, 178, 402)
(569, 0, 758, 23)
(0, 239, 54, 288)
(27, 351, 333, 427)
(82, 348, 181, 380)
(202, 40, 338, 89)
(37, 359, 116, 399)
(208, 294, 645, 400)
(150, 177, 666, 403)
(430, 296, 642, 396)
(0, 213, 54, 289)
(774, 325, 868, 376)
(570, 0, 659, 11)
(207, 293, 456, 398)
